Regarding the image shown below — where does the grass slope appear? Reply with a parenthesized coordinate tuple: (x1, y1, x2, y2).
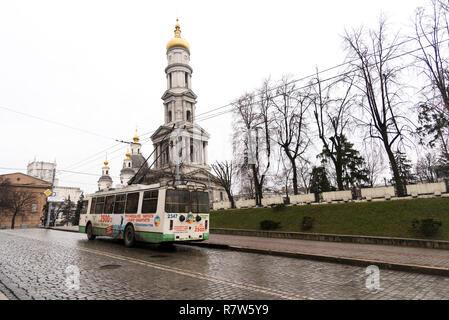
(210, 198, 449, 240)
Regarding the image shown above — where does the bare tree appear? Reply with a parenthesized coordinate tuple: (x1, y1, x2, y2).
(0, 178, 37, 229)
(363, 144, 388, 187)
(232, 82, 274, 206)
(312, 73, 360, 190)
(415, 0, 449, 115)
(211, 160, 236, 208)
(344, 19, 414, 197)
(415, 0, 449, 160)
(297, 158, 312, 193)
(416, 152, 438, 183)
(272, 76, 311, 194)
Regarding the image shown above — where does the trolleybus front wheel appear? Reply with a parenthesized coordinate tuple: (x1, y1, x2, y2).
(124, 225, 135, 248)
(86, 223, 96, 241)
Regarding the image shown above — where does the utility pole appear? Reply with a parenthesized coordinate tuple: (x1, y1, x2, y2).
(45, 167, 56, 228)
(174, 123, 181, 186)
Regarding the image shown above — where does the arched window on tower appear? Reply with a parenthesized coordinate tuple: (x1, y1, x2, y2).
(185, 72, 188, 88)
(186, 110, 191, 122)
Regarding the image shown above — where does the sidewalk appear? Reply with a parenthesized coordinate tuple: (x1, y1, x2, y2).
(190, 233, 449, 276)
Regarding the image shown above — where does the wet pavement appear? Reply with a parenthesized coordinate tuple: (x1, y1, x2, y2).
(1, 228, 449, 300)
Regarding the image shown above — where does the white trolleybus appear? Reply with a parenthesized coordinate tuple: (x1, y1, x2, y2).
(78, 183, 210, 247)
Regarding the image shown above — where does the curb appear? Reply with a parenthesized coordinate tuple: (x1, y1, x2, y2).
(182, 242, 449, 277)
(210, 228, 449, 250)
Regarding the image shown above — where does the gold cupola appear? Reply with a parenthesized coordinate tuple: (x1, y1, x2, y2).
(166, 18, 190, 52)
(103, 154, 109, 168)
(133, 129, 140, 143)
(125, 149, 131, 160)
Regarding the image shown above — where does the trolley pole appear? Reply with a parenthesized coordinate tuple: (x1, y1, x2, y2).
(45, 168, 56, 228)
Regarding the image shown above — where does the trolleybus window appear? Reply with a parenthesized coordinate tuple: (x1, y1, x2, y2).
(142, 190, 158, 213)
(191, 191, 209, 213)
(125, 192, 139, 214)
(90, 197, 96, 214)
(165, 189, 190, 213)
(104, 195, 115, 214)
(165, 189, 209, 213)
(95, 197, 105, 214)
(81, 200, 88, 215)
(113, 194, 126, 214)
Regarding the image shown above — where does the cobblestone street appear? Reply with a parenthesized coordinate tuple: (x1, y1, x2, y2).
(1, 228, 449, 300)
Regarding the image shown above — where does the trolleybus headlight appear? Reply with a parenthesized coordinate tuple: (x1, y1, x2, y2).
(195, 215, 201, 222)
(179, 215, 185, 222)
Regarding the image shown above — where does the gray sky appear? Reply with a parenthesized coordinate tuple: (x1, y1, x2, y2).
(0, 0, 426, 194)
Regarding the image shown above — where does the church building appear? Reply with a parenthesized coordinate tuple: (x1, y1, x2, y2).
(97, 20, 227, 204)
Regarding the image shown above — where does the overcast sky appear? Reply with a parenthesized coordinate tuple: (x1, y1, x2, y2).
(0, 0, 427, 194)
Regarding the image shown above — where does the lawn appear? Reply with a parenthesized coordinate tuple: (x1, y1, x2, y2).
(210, 198, 449, 240)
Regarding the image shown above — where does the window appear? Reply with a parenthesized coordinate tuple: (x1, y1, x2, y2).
(220, 192, 223, 201)
(169, 73, 172, 88)
(165, 189, 190, 213)
(113, 194, 126, 214)
(90, 198, 96, 214)
(191, 191, 210, 213)
(125, 192, 139, 213)
(186, 110, 191, 122)
(95, 197, 105, 214)
(168, 111, 172, 122)
(81, 200, 88, 215)
(104, 195, 115, 214)
(142, 190, 158, 213)
(165, 190, 210, 213)
(106, 170, 108, 175)
(185, 72, 188, 88)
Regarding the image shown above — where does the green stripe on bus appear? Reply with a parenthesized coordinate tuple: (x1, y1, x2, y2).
(79, 226, 86, 233)
(135, 231, 174, 243)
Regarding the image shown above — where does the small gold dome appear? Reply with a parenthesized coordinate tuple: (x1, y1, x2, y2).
(133, 129, 140, 143)
(103, 160, 109, 167)
(126, 150, 131, 160)
(166, 19, 190, 51)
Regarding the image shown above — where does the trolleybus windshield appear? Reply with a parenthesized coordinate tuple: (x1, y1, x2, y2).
(165, 189, 209, 213)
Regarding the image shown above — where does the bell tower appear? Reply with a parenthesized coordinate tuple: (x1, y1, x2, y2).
(162, 19, 197, 124)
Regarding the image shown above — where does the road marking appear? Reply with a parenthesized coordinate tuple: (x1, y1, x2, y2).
(2, 230, 312, 300)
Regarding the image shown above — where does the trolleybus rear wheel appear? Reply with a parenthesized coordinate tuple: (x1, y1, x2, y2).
(124, 225, 135, 248)
(87, 223, 96, 240)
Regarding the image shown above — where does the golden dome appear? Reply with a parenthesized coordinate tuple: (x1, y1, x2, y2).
(133, 129, 140, 143)
(166, 19, 190, 51)
(126, 150, 131, 160)
(103, 155, 109, 168)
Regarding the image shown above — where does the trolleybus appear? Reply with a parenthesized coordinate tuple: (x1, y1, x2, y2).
(78, 183, 210, 247)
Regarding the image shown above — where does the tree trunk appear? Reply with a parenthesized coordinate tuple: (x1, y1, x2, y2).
(384, 142, 406, 197)
(251, 164, 262, 206)
(11, 211, 17, 229)
(225, 189, 236, 209)
(335, 162, 344, 191)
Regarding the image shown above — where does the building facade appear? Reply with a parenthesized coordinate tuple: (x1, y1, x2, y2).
(0, 173, 51, 228)
(27, 161, 58, 185)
